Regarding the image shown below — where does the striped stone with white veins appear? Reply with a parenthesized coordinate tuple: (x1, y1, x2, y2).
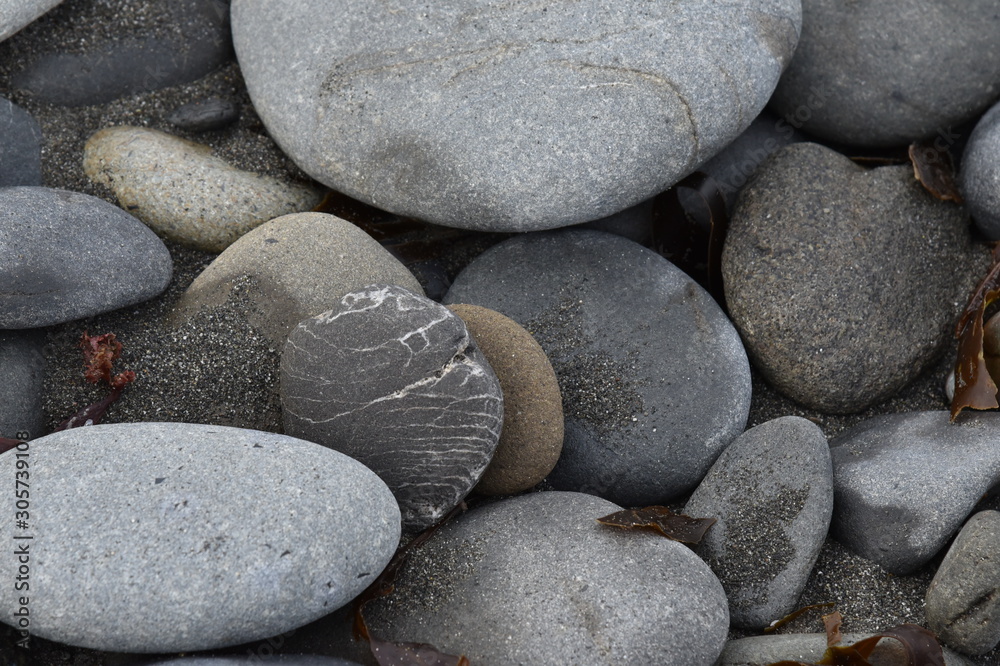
(281, 284, 503, 532)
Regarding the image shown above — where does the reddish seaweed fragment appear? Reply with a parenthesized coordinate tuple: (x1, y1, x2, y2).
(354, 503, 471, 666)
(951, 243, 1000, 420)
(596, 505, 716, 545)
(55, 332, 137, 432)
(0, 438, 25, 455)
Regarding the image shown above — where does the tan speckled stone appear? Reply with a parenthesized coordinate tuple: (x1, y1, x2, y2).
(448, 304, 563, 495)
(83, 125, 322, 252)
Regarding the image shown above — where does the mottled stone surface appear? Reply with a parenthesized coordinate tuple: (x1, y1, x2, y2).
(171, 212, 423, 347)
(0, 423, 401, 653)
(231, 0, 800, 231)
(723, 142, 983, 413)
(770, 0, 1000, 146)
(0, 96, 42, 186)
(281, 285, 503, 532)
(445, 229, 751, 505)
(366, 491, 729, 666)
(166, 96, 240, 132)
(10, 0, 232, 105)
(153, 659, 361, 666)
(685, 416, 832, 629)
(719, 633, 973, 666)
(927, 510, 1000, 656)
(0, 0, 60, 43)
(84, 126, 322, 252)
(962, 101, 1000, 240)
(0, 331, 45, 440)
(0, 186, 172, 328)
(830, 411, 1000, 575)
(449, 304, 563, 496)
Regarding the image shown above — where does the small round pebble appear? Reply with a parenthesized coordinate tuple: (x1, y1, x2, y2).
(448, 303, 564, 496)
(83, 126, 323, 252)
(962, 102, 1000, 240)
(167, 96, 241, 132)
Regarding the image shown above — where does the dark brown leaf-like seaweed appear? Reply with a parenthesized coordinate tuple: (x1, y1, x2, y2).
(822, 611, 843, 648)
(951, 243, 1000, 420)
(763, 602, 835, 634)
(596, 505, 716, 544)
(908, 139, 963, 204)
(354, 503, 470, 666)
(768, 616, 945, 666)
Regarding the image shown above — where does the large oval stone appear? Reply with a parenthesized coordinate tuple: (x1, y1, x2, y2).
(230, 0, 801, 231)
(0, 423, 400, 653)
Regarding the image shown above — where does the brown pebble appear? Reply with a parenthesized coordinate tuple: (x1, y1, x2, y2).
(448, 304, 563, 495)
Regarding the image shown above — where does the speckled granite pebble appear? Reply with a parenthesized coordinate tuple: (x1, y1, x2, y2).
(685, 416, 832, 629)
(830, 411, 1000, 575)
(723, 142, 982, 413)
(449, 304, 563, 495)
(231, 0, 800, 231)
(0, 0, 60, 43)
(445, 229, 751, 505)
(0, 422, 400, 653)
(0, 331, 45, 440)
(366, 491, 729, 666)
(83, 126, 322, 252)
(927, 510, 1000, 656)
(0, 96, 42, 186)
(282, 285, 503, 531)
(0, 186, 173, 328)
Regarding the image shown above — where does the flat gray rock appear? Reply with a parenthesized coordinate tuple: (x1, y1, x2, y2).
(0, 186, 173, 328)
(153, 658, 361, 666)
(0, 423, 400, 653)
(962, 101, 1000, 240)
(0, 331, 45, 441)
(684, 416, 832, 629)
(719, 633, 973, 666)
(231, 0, 800, 232)
(770, 1, 1000, 146)
(0, 96, 42, 186)
(830, 411, 1000, 575)
(281, 285, 503, 532)
(723, 142, 983, 413)
(366, 491, 729, 666)
(444, 229, 751, 505)
(0, 0, 60, 43)
(926, 510, 1000, 656)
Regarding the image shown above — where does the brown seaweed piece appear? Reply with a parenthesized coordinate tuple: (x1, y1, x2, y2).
(769, 618, 945, 666)
(951, 243, 1000, 420)
(596, 505, 716, 545)
(908, 138, 963, 204)
(763, 602, 835, 634)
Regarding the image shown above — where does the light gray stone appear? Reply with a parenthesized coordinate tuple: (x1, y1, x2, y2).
(723, 142, 984, 413)
(927, 510, 1000, 656)
(0, 96, 42, 186)
(84, 126, 323, 252)
(962, 101, 1000, 240)
(0, 423, 400, 653)
(770, 0, 1000, 147)
(444, 229, 751, 505)
(830, 411, 1000, 575)
(0, 186, 173, 328)
(366, 491, 729, 666)
(231, 0, 801, 231)
(281, 285, 503, 532)
(0, 331, 45, 441)
(719, 633, 973, 666)
(0, 0, 60, 43)
(685, 416, 832, 629)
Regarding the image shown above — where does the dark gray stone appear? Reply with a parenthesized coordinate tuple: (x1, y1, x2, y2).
(0, 331, 45, 440)
(281, 284, 503, 532)
(0, 96, 42, 186)
(830, 411, 1000, 575)
(444, 229, 751, 505)
(0, 186, 173, 328)
(723, 142, 983, 414)
(152, 658, 362, 666)
(366, 491, 729, 666)
(11, 0, 232, 106)
(962, 101, 1000, 240)
(770, 0, 1000, 147)
(684, 416, 832, 629)
(927, 510, 1000, 656)
(167, 96, 240, 132)
(719, 633, 973, 666)
(231, 0, 800, 232)
(0, 423, 401, 653)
